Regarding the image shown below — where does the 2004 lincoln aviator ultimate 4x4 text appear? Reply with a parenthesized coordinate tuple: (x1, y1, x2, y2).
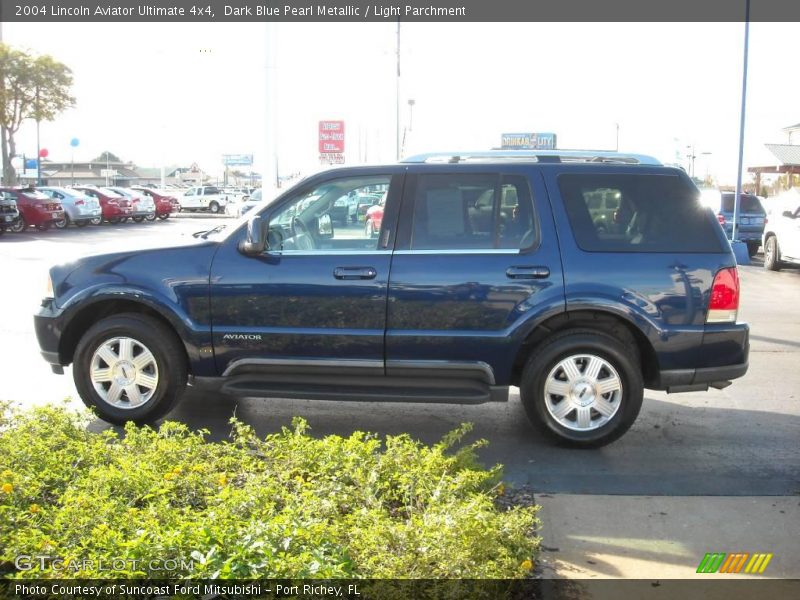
(34, 151, 749, 447)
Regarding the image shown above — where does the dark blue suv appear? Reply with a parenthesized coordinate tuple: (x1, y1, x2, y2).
(34, 151, 749, 447)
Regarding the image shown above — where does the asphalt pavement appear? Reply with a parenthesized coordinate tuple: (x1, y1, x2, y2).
(1, 217, 798, 579)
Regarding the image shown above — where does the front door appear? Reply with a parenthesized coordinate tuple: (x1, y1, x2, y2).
(210, 170, 403, 376)
(385, 166, 565, 385)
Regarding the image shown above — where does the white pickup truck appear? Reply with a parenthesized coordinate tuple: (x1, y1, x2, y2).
(178, 186, 230, 213)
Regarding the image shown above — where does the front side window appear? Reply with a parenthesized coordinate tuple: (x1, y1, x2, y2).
(410, 173, 536, 250)
(267, 175, 390, 252)
(559, 173, 724, 253)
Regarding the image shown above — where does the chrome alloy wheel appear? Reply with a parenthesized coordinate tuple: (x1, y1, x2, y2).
(89, 337, 159, 409)
(543, 354, 623, 431)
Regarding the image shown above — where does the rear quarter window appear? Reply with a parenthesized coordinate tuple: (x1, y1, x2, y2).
(721, 194, 765, 214)
(558, 173, 725, 253)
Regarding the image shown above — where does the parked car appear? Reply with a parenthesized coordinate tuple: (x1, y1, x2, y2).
(38, 187, 102, 228)
(131, 187, 179, 220)
(72, 186, 133, 224)
(35, 150, 749, 448)
(179, 186, 229, 213)
(364, 192, 386, 237)
(700, 189, 766, 257)
(762, 190, 800, 270)
(230, 188, 265, 218)
(1, 187, 64, 232)
(0, 191, 21, 235)
(106, 187, 156, 222)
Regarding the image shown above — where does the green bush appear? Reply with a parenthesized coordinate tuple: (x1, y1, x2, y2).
(0, 402, 539, 579)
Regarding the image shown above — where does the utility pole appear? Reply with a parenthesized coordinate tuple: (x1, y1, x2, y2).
(732, 0, 750, 244)
(395, 21, 401, 161)
(36, 85, 41, 185)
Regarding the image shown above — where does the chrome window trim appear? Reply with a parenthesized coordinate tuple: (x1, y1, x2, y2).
(265, 249, 393, 257)
(393, 249, 521, 256)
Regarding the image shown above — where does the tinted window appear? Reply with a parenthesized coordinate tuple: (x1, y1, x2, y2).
(559, 173, 724, 253)
(411, 173, 536, 250)
(721, 194, 765, 214)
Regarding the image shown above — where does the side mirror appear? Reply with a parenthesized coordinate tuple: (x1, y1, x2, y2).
(782, 210, 795, 219)
(239, 215, 267, 256)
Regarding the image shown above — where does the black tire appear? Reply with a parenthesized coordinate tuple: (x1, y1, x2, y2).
(54, 214, 69, 229)
(132, 216, 145, 223)
(208, 201, 220, 214)
(9, 216, 26, 233)
(764, 235, 781, 271)
(91, 216, 102, 226)
(120, 217, 129, 223)
(145, 213, 157, 222)
(157, 213, 169, 220)
(72, 313, 188, 425)
(108, 217, 120, 224)
(746, 241, 760, 258)
(519, 329, 644, 448)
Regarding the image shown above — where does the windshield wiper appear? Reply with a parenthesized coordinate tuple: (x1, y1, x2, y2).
(193, 224, 227, 239)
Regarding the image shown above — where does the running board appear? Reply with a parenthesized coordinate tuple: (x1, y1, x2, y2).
(212, 374, 508, 405)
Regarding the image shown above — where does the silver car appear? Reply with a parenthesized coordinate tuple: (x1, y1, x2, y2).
(106, 186, 157, 222)
(39, 186, 102, 228)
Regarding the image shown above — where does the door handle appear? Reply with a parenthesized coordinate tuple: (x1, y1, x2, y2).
(506, 266, 550, 279)
(334, 266, 377, 280)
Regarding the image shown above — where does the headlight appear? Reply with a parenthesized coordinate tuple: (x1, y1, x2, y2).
(45, 273, 54, 300)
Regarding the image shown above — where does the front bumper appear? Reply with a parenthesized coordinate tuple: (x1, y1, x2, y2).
(34, 301, 64, 367)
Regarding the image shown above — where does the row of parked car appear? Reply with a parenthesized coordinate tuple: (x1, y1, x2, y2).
(0, 185, 182, 233)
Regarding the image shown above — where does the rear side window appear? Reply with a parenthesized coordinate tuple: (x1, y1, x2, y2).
(721, 194, 765, 214)
(558, 173, 724, 253)
(411, 173, 537, 250)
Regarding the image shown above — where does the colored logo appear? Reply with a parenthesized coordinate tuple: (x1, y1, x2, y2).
(696, 552, 773, 574)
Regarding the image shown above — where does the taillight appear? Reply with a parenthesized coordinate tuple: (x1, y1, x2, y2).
(75, 200, 84, 206)
(717, 214, 726, 226)
(707, 267, 740, 324)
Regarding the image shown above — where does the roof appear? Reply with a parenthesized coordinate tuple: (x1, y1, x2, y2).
(782, 123, 800, 132)
(764, 144, 800, 166)
(401, 150, 661, 165)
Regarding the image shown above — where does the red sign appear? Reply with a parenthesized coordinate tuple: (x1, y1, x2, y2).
(319, 120, 345, 154)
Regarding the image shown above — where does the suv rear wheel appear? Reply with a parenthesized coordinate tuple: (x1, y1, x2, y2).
(73, 313, 187, 424)
(520, 329, 643, 447)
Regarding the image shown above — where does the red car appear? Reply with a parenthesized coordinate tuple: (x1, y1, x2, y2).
(131, 187, 180, 220)
(364, 192, 387, 237)
(73, 186, 133, 224)
(1, 187, 64, 232)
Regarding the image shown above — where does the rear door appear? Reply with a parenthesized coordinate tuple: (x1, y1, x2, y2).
(385, 165, 565, 386)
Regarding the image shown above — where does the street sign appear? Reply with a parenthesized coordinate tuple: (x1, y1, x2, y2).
(319, 121, 345, 154)
(222, 154, 254, 166)
(501, 132, 557, 150)
(319, 153, 345, 165)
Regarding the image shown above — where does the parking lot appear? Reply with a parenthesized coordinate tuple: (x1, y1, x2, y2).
(1, 218, 799, 498)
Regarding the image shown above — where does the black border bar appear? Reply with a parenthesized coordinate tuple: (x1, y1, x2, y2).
(1, 0, 799, 23)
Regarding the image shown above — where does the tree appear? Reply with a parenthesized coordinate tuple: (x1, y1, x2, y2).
(92, 151, 122, 163)
(0, 43, 74, 185)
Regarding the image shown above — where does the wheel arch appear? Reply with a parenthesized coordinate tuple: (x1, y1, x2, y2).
(511, 309, 660, 388)
(59, 298, 193, 374)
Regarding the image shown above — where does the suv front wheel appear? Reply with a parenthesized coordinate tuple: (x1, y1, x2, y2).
(73, 313, 187, 424)
(520, 329, 643, 448)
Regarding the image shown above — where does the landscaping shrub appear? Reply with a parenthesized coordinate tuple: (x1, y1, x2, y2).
(0, 402, 539, 579)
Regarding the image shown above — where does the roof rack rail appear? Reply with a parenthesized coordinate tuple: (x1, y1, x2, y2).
(401, 150, 662, 166)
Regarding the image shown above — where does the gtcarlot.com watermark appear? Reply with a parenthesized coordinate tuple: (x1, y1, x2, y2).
(14, 554, 193, 573)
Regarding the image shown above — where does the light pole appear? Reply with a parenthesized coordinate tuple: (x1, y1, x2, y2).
(732, 0, 751, 246)
(615, 122, 619, 152)
(408, 99, 415, 131)
(395, 21, 401, 161)
(35, 85, 41, 186)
